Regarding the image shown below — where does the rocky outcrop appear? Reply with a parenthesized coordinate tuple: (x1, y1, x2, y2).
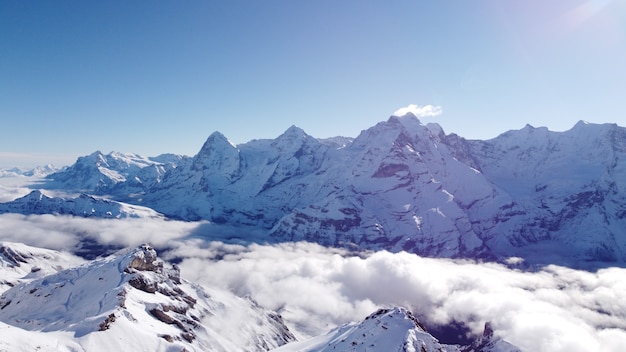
(462, 322, 521, 352)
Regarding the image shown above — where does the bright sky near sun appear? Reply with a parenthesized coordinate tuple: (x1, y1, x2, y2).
(1, 0, 625, 168)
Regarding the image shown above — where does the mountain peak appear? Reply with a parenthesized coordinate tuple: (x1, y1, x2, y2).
(388, 112, 422, 125)
(276, 125, 310, 142)
(273, 307, 451, 352)
(193, 131, 240, 173)
(202, 131, 237, 148)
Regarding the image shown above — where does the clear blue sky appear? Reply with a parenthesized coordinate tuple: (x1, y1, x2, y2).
(1, 0, 625, 168)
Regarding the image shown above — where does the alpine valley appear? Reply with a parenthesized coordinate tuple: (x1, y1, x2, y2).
(1, 111, 626, 351)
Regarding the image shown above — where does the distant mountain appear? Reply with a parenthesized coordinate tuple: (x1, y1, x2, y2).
(0, 243, 295, 351)
(0, 164, 59, 178)
(0, 190, 164, 219)
(45, 151, 186, 198)
(43, 114, 626, 266)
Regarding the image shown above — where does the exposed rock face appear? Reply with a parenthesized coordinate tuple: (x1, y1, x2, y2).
(462, 322, 521, 352)
(127, 244, 161, 272)
(0, 245, 28, 267)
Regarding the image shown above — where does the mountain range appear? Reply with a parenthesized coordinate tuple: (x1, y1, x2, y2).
(21, 112, 625, 268)
(2, 111, 625, 350)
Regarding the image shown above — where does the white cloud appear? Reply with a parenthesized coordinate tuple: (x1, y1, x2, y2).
(0, 213, 204, 251)
(177, 243, 626, 352)
(0, 208, 625, 351)
(392, 104, 443, 118)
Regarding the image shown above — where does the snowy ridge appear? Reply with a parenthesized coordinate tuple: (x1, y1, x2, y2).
(0, 244, 295, 351)
(273, 307, 455, 352)
(44, 116, 626, 265)
(0, 190, 164, 219)
(0, 242, 85, 293)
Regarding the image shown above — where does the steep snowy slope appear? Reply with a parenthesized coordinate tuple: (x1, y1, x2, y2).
(139, 115, 505, 258)
(0, 242, 85, 293)
(268, 114, 506, 258)
(0, 244, 295, 352)
(0, 190, 164, 218)
(463, 122, 626, 264)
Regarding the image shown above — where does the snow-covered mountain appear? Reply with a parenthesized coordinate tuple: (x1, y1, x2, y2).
(42, 114, 626, 266)
(0, 164, 60, 178)
(274, 307, 458, 352)
(0, 243, 295, 351)
(274, 308, 519, 352)
(45, 151, 186, 198)
(0, 190, 164, 219)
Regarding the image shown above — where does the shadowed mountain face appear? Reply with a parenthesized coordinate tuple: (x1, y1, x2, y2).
(41, 114, 626, 267)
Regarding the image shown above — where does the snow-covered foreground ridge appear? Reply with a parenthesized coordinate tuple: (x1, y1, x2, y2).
(0, 242, 523, 352)
(28, 113, 626, 266)
(0, 242, 295, 351)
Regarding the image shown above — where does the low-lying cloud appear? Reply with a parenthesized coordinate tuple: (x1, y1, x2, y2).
(1, 212, 625, 351)
(176, 241, 626, 352)
(0, 213, 203, 250)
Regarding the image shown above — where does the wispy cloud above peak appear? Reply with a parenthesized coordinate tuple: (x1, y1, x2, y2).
(392, 104, 443, 118)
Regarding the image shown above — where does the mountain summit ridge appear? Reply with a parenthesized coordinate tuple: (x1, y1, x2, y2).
(33, 115, 626, 266)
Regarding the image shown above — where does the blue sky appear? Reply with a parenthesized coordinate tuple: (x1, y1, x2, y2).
(1, 0, 625, 168)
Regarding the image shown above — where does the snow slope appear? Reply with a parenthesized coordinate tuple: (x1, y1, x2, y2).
(0, 241, 85, 293)
(0, 244, 295, 352)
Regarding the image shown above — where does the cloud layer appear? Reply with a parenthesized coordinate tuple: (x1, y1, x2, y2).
(1, 212, 625, 351)
(0, 213, 203, 250)
(175, 241, 626, 351)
